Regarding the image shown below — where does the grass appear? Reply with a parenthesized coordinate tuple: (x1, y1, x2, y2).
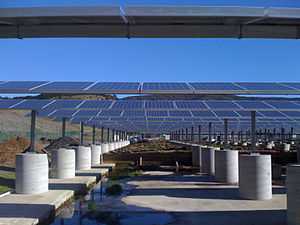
(108, 163, 142, 181)
(0, 172, 15, 194)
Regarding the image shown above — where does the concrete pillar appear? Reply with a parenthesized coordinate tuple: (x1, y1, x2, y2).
(101, 143, 109, 154)
(284, 143, 291, 152)
(16, 153, 48, 194)
(201, 147, 215, 176)
(91, 144, 101, 166)
(62, 118, 66, 138)
(51, 148, 75, 179)
(251, 111, 256, 151)
(215, 150, 239, 184)
(75, 146, 91, 170)
(287, 164, 300, 225)
(191, 145, 201, 167)
(239, 154, 272, 200)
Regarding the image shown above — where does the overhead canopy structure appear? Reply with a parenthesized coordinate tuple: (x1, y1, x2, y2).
(1, 6, 300, 39)
(0, 99, 299, 133)
(1, 81, 300, 95)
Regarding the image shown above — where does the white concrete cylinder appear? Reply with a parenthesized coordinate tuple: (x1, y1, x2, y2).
(284, 143, 291, 152)
(51, 148, 75, 179)
(215, 150, 239, 184)
(287, 164, 300, 225)
(239, 154, 272, 200)
(91, 145, 101, 167)
(16, 153, 49, 194)
(266, 143, 273, 150)
(191, 145, 201, 167)
(101, 143, 109, 154)
(75, 146, 91, 170)
(201, 147, 215, 175)
(108, 143, 115, 152)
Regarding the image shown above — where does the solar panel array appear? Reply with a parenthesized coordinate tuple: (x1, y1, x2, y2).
(1, 81, 300, 95)
(0, 99, 300, 133)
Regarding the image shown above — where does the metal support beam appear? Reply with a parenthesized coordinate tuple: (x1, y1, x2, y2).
(29, 110, 37, 152)
(101, 127, 104, 143)
(80, 121, 84, 145)
(224, 118, 228, 146)
(107, 128, 110, 142)
(191, 127, 194, 142)
(208, 122, 212, 144)
(62, 117, 66, 138)
(251, 111, 256, 151)
(92, 125, 96, 144)
(198, 125, 201, 144)
(185, 128, 188, 141)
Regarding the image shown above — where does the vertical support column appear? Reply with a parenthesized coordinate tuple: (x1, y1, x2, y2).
(80, 122, 84, 145)
(185, 128, 188, 141)
(281, 128, 285, 143)
(208, 122, 212, 144)
(107, 128, 110, 142)
(191, 127, 194, 142)
(198, 125, 202, 144)
(92, 125, 96, 145)
(101, 127, 104, 143)
(62, 117, 66, 138)
(290, 127, 294, 141)
(29, 110, 37, 152)
(224, 118, 228, 146)
(112, 129, 115, 142)
(251, 111, 256, 151)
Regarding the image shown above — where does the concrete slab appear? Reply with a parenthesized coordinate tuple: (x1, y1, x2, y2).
(76, 168, 108, 180)
(94, 163, 115, 170)
(49, 176, 96, 194)
(0, 190, 73, 225)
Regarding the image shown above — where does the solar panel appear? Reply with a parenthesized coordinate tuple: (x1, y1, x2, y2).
(214, 111, 240, 118)
(122, 110, 145, 117)
(12, 99, 53, 110)
(0, 99, 23, 109)
(169, 110, 192, 117)
(98, 110, 122, 117)
(235, 101, 272, 110)
(266, 101, 300, 110)
(112, 101, 144, 109)
(259, 111, 286, 117)
(281, 83, 300, 90)
(190, 82, 242, 91)
(145, 101, 174, 109)
(147, 117, 164, 121)
(78, 100, 112, 109)
(191, 110, 216, 117)
(236, 82, 293, 91)
(0, 81, 47, 92)
(32, 81, 94, 92)
(175, 100, 208, 109)
(51, 109, 77, 118)
(146, 110, 168, 117)
(235, 111, 264, 117)
(73, 109, 100, 117)
(205, 101, 241, 109)
(281, 111, 300, 118)
(87, 82, 140, 93)
(142, 82, 191, 92)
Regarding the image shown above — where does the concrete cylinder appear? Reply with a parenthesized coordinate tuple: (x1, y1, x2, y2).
(75, 146, 91, 170)
(91, 145, 102, 167)
(287, 164, 300, 225)
(215, 150, 239, 184)
(201, 147, 215, 175)
(101, 143, 109, 154)
(239, 154, 272, 200)
(284, 143, 291, 152)
(51, 148, 75, 179)
(16, 153, 49, 194)
(266, 143, 273, 150)
(191, 145, 201, 167)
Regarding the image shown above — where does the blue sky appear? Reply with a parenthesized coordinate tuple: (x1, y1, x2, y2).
(1, 0, 300, 83)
